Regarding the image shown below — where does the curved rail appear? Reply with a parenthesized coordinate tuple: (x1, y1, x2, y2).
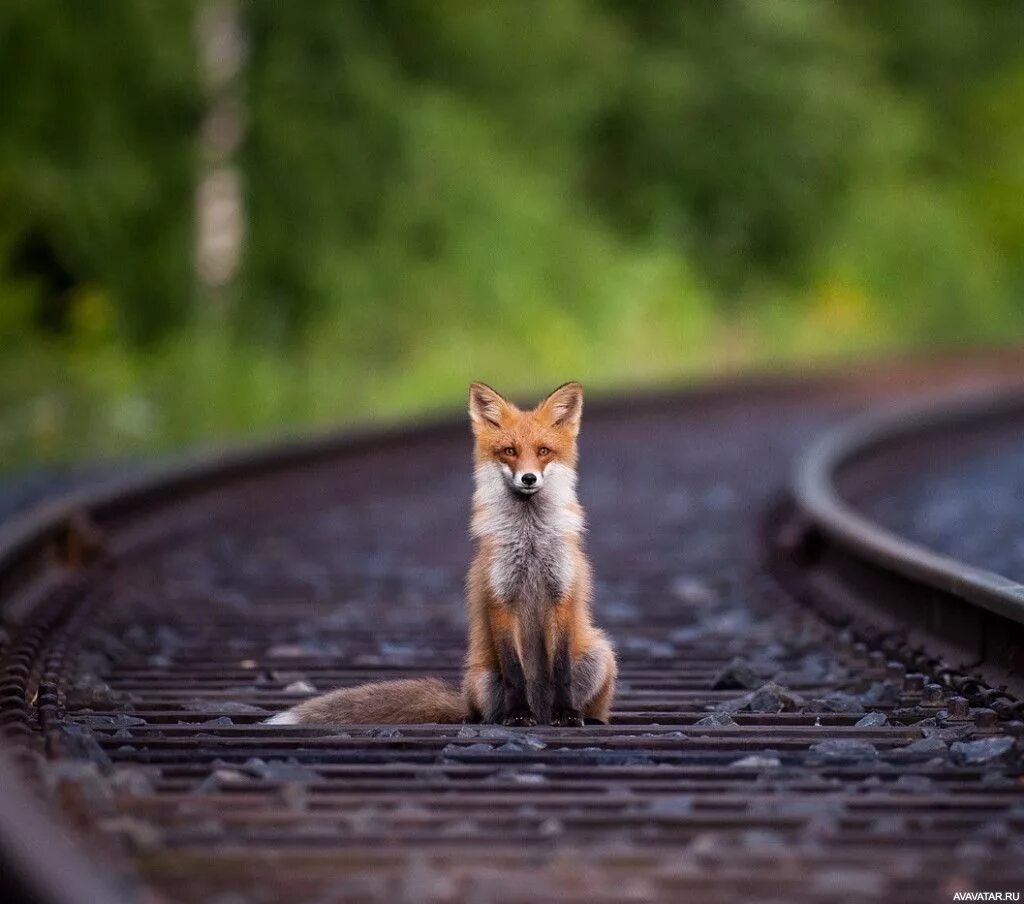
(791, 385, 1024, 690)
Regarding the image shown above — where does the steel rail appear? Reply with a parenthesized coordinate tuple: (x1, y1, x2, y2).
(791, 385, 1024, 689)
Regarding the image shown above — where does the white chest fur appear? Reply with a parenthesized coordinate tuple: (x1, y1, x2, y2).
(472, 462, 584, 608)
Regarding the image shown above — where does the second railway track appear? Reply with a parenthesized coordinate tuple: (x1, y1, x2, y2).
(2, 356, 1024, 904)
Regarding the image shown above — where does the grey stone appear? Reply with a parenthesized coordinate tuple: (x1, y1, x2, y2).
(854, 712, 887, 728)
(809, 739, 879, 761)
(950, 737, 1015, 765)
(731, 755, 781, 768)
(711, 657, 760, 691)
(695, 712, 738, 727)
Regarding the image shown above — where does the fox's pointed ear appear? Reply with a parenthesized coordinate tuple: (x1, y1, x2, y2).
(537, 382, 583, 435)
(468, 382, 510, 430)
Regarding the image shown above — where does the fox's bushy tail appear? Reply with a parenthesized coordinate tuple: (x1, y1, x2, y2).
(265, 677, 466, 726)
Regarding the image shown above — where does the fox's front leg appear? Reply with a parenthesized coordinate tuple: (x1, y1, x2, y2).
(550, 636, 584, 727)
(489, 608, 535, 727)
(548, 606, 584, 728)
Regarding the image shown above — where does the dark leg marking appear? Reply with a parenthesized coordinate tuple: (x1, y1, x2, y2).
(524, 624, 552, 724)
(479, 671, 505, 723)
(497, 638, 535, 727)
(550, 636, 583, 727)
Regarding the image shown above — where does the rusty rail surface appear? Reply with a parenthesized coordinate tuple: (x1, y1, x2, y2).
(1, 360, 1024, 904)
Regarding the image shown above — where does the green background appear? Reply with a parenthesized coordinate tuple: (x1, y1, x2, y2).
(3, 1, 1023, 468)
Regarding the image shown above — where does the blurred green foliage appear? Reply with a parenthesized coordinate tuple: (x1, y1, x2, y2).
(2, 0, 1024, 467)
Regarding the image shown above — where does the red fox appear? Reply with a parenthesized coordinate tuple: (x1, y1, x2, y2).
(267, 382, 617, 727)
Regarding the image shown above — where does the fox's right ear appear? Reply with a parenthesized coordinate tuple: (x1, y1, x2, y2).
(468, 382, 510, 430)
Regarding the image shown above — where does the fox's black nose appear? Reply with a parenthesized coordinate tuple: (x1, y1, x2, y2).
(520, 473, 537, 486)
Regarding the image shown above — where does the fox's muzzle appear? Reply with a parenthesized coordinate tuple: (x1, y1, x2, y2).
(513, 470, 543, 495)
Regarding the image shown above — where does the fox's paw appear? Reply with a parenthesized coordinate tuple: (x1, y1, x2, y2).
(502, 710, 537, 727)
(550, 707, 584, 728)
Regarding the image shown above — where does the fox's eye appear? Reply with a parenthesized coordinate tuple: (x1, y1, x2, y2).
(538, 447, 550, 457)
(502, 447, 516, 456)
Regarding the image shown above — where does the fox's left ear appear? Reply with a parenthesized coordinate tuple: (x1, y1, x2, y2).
(538, 382, 583, 435)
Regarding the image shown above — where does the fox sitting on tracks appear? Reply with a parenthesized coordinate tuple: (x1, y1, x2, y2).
(268, 381, 617, 727)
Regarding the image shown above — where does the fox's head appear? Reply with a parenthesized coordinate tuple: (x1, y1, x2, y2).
(468, 382, 583, 497)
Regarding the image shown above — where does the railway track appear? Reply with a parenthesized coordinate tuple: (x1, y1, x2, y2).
(783, 388, 1024, 699)
(836, 390, 1024, 586)
(1, 358, 1023, 904)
